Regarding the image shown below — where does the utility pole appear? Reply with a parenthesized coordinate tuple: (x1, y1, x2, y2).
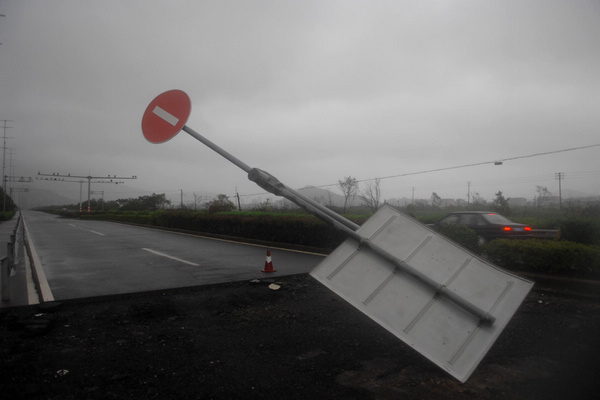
(467, 181, 471, 205)
(37, 172, 137, 213)
(1, 119, 14, 212)
(555, 172, 565, 210)
(235, 187, 241, 211)
(8, 148, 15, 200)
(0, 13, 5, 46)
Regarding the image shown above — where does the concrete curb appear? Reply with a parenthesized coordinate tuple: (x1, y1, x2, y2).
(22, 216, 54, 303)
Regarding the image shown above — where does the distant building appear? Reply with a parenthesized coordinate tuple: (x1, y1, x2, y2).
(507, 197, 528, 208)
(440, 198, 457, 208)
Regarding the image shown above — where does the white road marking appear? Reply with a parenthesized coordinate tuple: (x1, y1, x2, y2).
(142, 248, 200, 266)
(152, 105, 179, 126)
(67, 223, 104, 236)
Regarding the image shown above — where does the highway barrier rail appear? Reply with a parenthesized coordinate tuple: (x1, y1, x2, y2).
(1, 212, 23, 302)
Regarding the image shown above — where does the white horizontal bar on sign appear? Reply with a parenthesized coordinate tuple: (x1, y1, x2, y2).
(152, 106, 179, 126)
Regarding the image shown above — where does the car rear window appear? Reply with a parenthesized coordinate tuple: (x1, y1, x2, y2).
(440, 215, 459, 224)
(482, 213, 513, 224)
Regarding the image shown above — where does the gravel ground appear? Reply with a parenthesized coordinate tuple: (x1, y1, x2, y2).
(1, 274, 599, 399)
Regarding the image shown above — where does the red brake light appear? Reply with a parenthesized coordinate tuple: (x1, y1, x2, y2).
(525, 227, 531, 231)
(503, 227, 512, 231)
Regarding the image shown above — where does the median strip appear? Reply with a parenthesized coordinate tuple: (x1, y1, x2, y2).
(142, 248, 200, 266)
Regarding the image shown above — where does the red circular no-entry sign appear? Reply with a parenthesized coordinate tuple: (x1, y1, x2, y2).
(141, 89, 191, 144)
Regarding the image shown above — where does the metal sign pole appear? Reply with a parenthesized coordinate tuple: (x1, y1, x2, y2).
(182, 125, 360, 232)
(181, 124, 494, 325)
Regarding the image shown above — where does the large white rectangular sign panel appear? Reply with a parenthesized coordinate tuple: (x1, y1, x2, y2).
(310, 205, 533, 382)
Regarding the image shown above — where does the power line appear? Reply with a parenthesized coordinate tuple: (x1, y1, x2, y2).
(236, 143, 600, 198)
(103, 144, 600, 201)
(359, 143, 600, 184)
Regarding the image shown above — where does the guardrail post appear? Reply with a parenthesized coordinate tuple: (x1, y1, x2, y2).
(1, 256, 9, 302)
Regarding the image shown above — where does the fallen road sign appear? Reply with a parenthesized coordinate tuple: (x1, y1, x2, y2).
(141, 89, 534, 382)
(311, 204, 533, 382)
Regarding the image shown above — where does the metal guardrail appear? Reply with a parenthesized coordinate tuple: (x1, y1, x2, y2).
(1, 212, 23, 302)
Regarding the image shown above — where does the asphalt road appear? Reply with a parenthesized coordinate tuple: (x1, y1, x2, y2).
(22, 211, 324, 300)
(2, 275, 599, 399)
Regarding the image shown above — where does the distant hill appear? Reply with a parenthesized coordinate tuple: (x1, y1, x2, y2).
(17, 188, 79, 209)
(295, 186, 355, 208)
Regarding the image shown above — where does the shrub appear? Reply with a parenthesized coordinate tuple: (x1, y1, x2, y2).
(484, 239, 600, 275)
(431, 224, 482, 254)
(0, 211, 16, 221)
(559, 219, 600, 246)
(74, 210, 600, 277)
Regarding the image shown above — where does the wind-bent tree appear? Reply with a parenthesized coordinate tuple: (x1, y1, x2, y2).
(337, 176, 359, 213)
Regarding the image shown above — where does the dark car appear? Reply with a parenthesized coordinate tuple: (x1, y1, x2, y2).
(435, 211, 531, 242)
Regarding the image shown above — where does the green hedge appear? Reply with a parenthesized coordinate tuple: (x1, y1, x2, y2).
(513, 216, 600, 246)
(558, 219, 600, 246)
(484, 239, 600, 275)
(77, 210, 600, 277)
(0, 211, 16, 221)
(431, 224, 482, 254)
(83, 211, 349, 250)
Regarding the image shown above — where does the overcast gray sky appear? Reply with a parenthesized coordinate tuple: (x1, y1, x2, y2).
(1, 0, 599, 207)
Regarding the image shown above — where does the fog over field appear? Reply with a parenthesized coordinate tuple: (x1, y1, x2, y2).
(1, 1, 599, 208)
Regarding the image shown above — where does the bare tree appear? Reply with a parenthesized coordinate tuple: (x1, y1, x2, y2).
(431, 192, 441, 207)
(192, 192, 202, 211)
(337, 176, 359, 213)
(471, 191, 484, 205)
(535, 185, 551, 208)
(206, 194, 235, 213)
(493, 190, 510, 214)
(360, 178, 382, 212)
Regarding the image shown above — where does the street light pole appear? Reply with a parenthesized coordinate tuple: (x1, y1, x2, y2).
(0, 119, 14, 212)
(37, 172, 137, 213)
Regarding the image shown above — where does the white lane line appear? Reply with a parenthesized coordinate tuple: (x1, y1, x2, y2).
(67, 223, 104, 236)
(152, 105, 179, 126)
(142, 248, 200, 266)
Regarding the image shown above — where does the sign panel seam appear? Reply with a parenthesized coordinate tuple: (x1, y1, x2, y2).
(326, 249, 359, 280)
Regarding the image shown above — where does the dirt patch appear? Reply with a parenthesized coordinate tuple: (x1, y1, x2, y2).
(1, 274, 599, 399)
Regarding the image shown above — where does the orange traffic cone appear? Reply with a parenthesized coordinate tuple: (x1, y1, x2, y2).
(262, 250, 276, 273)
